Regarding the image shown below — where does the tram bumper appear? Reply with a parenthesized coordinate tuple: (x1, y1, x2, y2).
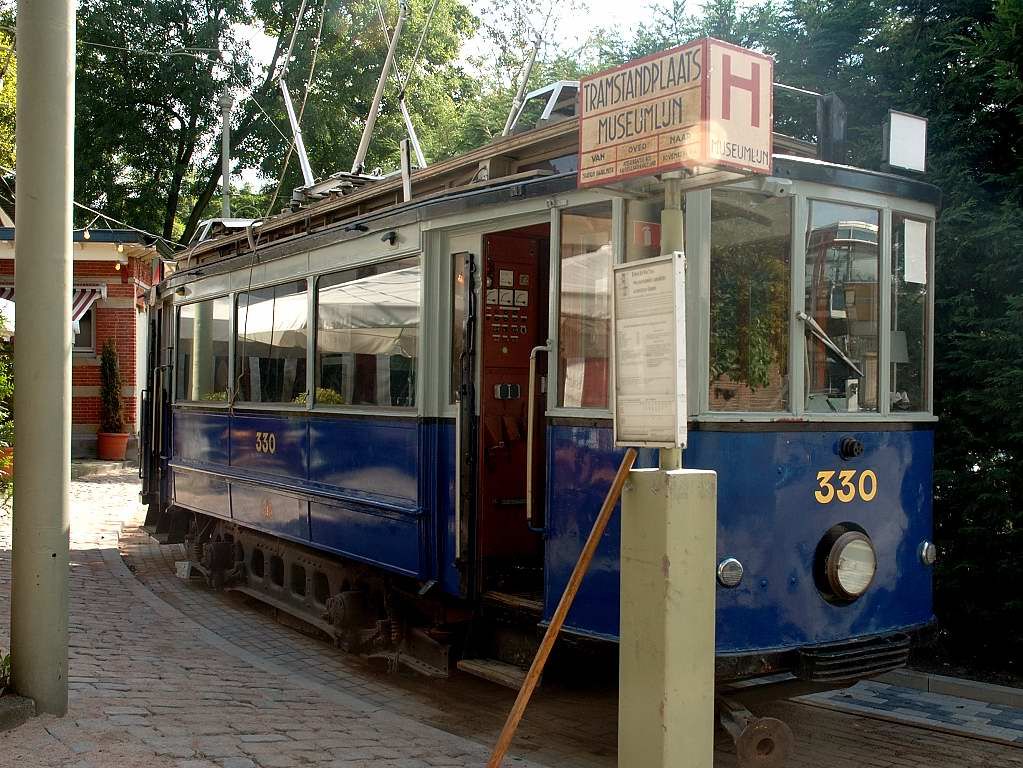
(716, 622, 937, 685)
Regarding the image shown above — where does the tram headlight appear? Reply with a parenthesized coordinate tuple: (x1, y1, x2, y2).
(919, 540, 938, 566)
(825, 531, 877, 600)
(717, 557, 744, 588)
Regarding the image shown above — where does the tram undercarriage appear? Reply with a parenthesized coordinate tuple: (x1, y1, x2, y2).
(185, 515, 465, 678)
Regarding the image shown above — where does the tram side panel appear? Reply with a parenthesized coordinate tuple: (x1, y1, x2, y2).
(169, 408, 441, 584)
(545, 424, 934, 657)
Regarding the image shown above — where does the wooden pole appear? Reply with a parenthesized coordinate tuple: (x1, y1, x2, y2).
(486, 447, 638, 768)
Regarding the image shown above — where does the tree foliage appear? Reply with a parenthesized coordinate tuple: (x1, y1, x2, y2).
(0, 26, 15, 171)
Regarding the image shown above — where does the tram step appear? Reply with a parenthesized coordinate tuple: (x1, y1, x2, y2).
(481, 590, 544, 617)
(457, 658, 529, 690)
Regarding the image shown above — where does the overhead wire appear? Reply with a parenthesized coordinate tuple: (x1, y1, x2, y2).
(397, 0, 441, 97)
(0, 163, 187, 250)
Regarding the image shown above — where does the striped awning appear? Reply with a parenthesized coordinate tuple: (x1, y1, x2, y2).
(71, 286, 105, 323)
(0, 284, 106, 326)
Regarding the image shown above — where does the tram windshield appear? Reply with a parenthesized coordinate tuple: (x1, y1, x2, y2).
(709, 189, 792, 412)
(804, 202, 881, 413)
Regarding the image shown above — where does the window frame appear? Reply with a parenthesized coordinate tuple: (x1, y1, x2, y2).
(704, 188, 794, 414)
(802, 197, 883, 416)
(173, 293, 234, 407)
(310, 255, 422, 414)
(72, 305, 96, 353)
(546, 196, 623, 419)
(888, 210, 935, 415)
(692, 179, 936, 422)
(232, 278, 312, 410)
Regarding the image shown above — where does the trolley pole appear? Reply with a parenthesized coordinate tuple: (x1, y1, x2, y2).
(11, 0, 75, 716)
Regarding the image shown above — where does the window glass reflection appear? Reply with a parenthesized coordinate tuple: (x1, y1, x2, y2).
(557, 202, 612, 409)
(236, 281, 308, 403)
(316, 258, 419, 408)
(709, 189, 791, 411)
(804, 202, 880, 412)
(177, 296, 231, 401)
(891, 215, 930, 411)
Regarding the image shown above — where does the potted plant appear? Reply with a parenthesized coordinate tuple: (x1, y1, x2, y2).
(96, 338, 129, 461)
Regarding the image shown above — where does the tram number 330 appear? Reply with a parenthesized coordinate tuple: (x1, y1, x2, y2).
(255, 431, 277, 454)
(814, 469, 877, 504)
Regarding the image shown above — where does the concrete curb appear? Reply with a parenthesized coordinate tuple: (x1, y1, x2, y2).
(877, 668, 1023, 709)
(0, 695, 35, 733)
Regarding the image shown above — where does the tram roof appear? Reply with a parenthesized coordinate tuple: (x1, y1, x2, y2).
(168, 118, 940, 290)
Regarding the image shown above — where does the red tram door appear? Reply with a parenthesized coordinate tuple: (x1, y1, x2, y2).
(476, 227, 549, 596)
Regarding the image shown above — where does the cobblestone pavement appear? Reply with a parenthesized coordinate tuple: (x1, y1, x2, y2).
(2, 468, 1022, 768)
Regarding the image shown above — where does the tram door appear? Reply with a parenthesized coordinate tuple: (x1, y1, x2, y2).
(475, 226, 549, 597)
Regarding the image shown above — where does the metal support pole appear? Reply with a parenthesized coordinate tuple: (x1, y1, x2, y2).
(11, 0, 75, 716)
(619, 467, 717, 768)
(219, 86, 233, 218)
(351, 2, 407, 175)
(659, 175, 685, 469)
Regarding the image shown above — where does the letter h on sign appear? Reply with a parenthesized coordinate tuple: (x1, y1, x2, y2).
(719, 53, 761, 128)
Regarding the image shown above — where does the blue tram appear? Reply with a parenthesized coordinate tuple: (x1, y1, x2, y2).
(140, 110, 940, 690)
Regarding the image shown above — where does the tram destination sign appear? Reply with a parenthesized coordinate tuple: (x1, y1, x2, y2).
(578, 37, 774, 188)
(612, 252, 687, 449)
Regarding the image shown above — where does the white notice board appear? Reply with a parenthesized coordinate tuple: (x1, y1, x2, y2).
(612, 252, 687, 449)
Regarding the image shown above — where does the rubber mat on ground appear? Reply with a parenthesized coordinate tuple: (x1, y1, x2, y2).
(799, 680, 1023, 744)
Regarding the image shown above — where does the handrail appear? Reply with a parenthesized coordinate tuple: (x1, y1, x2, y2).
(526, 344, 549, 531)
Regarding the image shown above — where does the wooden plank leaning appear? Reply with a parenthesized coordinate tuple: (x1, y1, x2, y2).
(486, 447, 639, 768)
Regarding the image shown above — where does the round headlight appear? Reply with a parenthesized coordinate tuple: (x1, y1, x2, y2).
(919, 540, 937, 566)
(717, 557, 744, 588)
(826, 531, 877, 600)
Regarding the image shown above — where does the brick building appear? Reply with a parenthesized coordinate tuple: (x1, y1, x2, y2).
(0, 228, 160, 457)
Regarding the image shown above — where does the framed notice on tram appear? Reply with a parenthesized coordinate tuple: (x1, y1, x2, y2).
(611, 252, 687, 449)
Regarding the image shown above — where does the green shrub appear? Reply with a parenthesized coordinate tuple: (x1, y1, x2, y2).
(99, 338, 124, 433)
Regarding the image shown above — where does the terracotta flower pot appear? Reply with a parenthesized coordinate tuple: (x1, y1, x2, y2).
(0, 446, 12, 480)
(96, 432, 129, 461)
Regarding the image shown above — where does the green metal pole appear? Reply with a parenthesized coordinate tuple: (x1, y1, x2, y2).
(11, 0, 75, 716)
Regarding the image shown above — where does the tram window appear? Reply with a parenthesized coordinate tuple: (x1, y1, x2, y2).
(236, 281, 309, 404)
(709, 190, 791, 411)
(557, 202, 612, 409)
(891, 215, 931, 411)
(450, 257, 466, 404)
(176, 296, 231, 402)
(315, 257, 420, 408)
(804, 202, 880, 413)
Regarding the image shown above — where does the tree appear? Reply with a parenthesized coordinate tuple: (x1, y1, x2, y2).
(64, 0, 480, 243)
(0, 25, 15, 170)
